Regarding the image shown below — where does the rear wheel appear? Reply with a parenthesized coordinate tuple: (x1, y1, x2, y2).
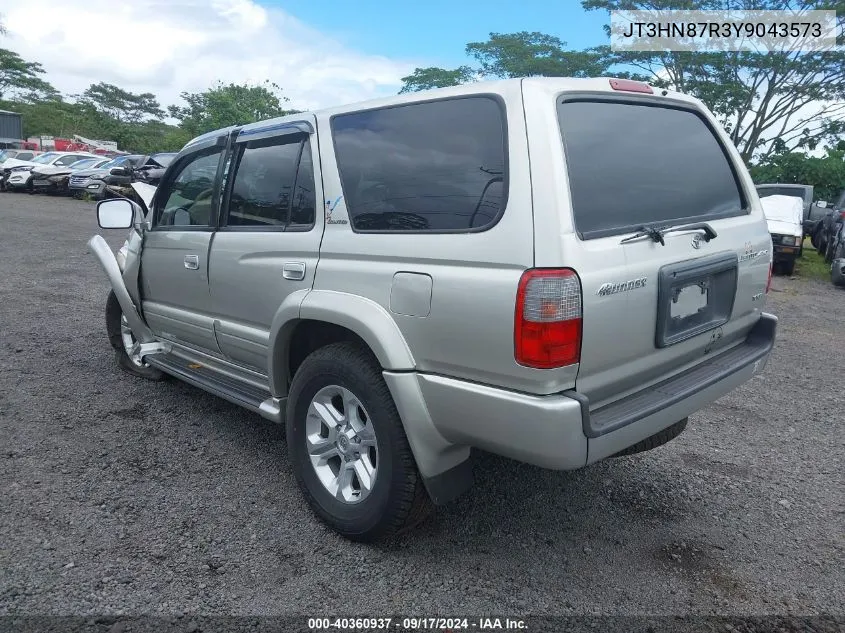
(286, 342, 431, 542)
(824, 234, 837, 264)
(816, 227, 827, 254)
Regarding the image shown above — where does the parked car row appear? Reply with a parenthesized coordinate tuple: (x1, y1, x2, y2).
(0, 150, 178, 198)
(754, 183, 845, 281)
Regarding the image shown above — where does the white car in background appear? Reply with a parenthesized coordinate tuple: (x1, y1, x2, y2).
(31, 157, 112, 195)
(2, 151, 100, 192)
(760, 194, 804, 276)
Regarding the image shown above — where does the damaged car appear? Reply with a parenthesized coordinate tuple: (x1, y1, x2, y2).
(2, 151, 99, 192)
(69, 153, 176, 199)
(30, 157, 111, 195)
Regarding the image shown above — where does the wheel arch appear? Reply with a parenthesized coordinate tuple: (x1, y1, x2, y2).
(267, 290, 416, 397)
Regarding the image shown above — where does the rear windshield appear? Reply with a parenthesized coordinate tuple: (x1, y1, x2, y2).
(558, 100, 745, 239)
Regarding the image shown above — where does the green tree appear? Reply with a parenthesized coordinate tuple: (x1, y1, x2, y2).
(582, 0, 845, 161)
(168, 81, 298, 137)
(77, 81, 165, 123)
(0, 48, 59, 101)
(399, 66, 475, 93)
(750, 147, 845, 202)
(465, 32, 608, 78)
(398, 33, 611, 93)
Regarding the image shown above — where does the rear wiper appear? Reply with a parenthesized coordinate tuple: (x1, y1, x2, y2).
(620, 222, 718, 246)
(620, 225, 668, 245)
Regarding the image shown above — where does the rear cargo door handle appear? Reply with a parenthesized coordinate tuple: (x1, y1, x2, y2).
(184, 254, 199, 270)
(282, 261, 306, 280)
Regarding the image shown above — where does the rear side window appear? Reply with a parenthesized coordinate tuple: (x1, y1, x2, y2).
(224, 136, 315, 229)
(331, 96, 507, 232)
(558, 100, 745, 239)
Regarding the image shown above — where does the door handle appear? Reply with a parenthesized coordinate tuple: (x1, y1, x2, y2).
(184, 254, 199, 270)
(282, 261, 306, 281)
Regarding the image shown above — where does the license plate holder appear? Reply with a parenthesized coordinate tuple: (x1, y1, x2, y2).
(656, 253, 738, 348)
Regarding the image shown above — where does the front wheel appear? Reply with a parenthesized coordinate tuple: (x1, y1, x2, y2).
(105, 291, 163, 380)
(286, 342, 431, 542)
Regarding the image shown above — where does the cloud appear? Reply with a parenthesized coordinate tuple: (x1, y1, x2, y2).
(0, 0, 416, 112)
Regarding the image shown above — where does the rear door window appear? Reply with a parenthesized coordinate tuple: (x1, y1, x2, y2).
(331, 96, 507, 232)
(222, 135, 316, 230)
(558, 100, 745, 239)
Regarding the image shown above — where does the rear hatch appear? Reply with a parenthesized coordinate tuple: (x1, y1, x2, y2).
(538, 81, 771, 405)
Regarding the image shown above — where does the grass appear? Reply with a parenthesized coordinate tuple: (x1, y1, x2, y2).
(794, 238, 829, 282)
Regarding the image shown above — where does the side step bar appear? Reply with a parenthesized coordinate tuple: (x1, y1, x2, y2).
(145, 353, 285, 424)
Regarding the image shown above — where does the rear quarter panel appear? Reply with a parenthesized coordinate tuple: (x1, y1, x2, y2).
(313, 82, 575, 393)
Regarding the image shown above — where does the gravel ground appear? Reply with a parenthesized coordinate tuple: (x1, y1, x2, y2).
(1, 194, 843, 619)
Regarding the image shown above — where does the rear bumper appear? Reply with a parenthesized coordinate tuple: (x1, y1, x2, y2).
(402, 313, 776, 472)
(832, 259, 845, 286)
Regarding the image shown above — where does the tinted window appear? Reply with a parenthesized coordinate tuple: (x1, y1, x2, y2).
(17, 152, 34, 161)
(332, 97, 507, 232)
(558, 101, 744, 239)
(156, 149, 222, 228)
(225, 136, 314, 229)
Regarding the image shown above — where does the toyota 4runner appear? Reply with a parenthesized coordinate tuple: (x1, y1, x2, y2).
(90, 77, 777, 541)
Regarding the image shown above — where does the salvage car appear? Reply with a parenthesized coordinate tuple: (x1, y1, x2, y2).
(3, 151, 98, 192)
(830, 224, 845, 287)
(818, 189, 845, 262)
(69, 153, 176, 199)
(0, 149, 40, 165)
(90, 78, 777, 541)
(30, 157, 111, 195)
(755, 183, 818, 236)
(759, 194, 804, 275)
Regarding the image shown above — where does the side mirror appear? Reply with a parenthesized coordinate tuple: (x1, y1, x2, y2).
(110, 167, 130, 176)
(817, 201, 828, 208)
(97, 198, 139, 229)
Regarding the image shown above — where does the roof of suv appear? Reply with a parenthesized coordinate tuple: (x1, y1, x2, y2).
(183, 77, 698, 150)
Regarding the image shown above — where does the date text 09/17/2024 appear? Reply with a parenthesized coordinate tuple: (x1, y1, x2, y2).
(307, 617, 528, 631)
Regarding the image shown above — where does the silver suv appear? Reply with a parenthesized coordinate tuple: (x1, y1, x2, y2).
(90, 77, 777, 541)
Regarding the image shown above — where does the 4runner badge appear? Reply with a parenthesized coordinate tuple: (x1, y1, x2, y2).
(739, 241, 767, 263)
(324, 196, 348, 225)
(597, 277, 647, 296)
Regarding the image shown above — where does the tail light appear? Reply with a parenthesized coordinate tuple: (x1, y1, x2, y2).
(515, 269, 582, 368)
(766, 261, 773, 293)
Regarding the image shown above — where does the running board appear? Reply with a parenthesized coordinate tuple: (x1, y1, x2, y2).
(145, 353, 285, 424)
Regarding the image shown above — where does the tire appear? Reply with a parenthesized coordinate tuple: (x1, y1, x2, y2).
(610, 418, 688, 458)
(105, 291, 164, 380)
(781, 258, 796, 276)
(816, 228, 827, 255)
(824, 235, 836, 264)
(286, 342, 431, 542)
